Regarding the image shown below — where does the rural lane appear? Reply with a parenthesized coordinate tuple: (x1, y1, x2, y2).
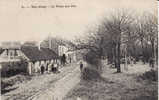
(1, 62, 81, 100)
(29, 64, 81, 100)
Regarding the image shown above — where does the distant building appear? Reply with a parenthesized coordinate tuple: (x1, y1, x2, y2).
(58, 45, 77, 63)
(41, 37, 78, 63)
(66, 50, 77, 63)
(58, 45, 68, 56)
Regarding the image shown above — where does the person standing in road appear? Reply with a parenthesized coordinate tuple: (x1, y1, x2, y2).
(46, 63, 48, 72)
(41, 64, 45, 74)
(80, 61, 83, 72)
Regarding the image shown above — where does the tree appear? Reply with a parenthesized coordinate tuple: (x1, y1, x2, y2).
(144, 13, 157, 60)
(100, 10, 133, 72)
(134, 13, 157, 64)
(74, 28, 105, 72)
(74, 9, 157, 73)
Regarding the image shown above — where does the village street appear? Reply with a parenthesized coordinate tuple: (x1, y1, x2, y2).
(30, 63, 81, 100)
(1, 62, 81, 100)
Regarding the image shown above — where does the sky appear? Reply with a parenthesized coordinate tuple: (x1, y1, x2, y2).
(0, 0, 157, 43)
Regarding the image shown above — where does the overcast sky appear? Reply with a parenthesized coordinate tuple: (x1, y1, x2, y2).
(0, 0, 157, 43)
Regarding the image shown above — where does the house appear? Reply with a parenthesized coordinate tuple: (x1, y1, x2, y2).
(21, 46, 58, 74)
(0, 45, 58, 75)
(58, 45, 69, 57)
(66, 50, 77, 63)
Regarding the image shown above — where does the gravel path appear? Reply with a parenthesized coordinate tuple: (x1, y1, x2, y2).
(31, 65, 80, 100)
(1, 63, 80, 100)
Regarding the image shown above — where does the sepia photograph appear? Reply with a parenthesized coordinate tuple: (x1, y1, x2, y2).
(0, 0, 158, 100)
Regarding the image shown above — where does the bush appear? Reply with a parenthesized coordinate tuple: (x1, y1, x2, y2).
(1, 61, 28, 77)
(81, 67, 101, 81)
(139, 69, 158, 81)
(85, 52, 100, 66)
(84, 51, 102, 71)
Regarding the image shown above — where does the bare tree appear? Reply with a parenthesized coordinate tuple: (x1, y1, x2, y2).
(144, 13, 158, 59)
(100, 10, 133, 72)
(74, 9, 157, 73)
(134, 12, 157, 64)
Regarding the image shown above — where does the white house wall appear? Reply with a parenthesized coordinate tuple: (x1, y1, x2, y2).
(34, 61, 40, 73)
(58, 45, 68, 56)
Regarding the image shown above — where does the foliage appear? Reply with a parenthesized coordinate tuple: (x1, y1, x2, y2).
(81, 67, 101, 81)
(139, 69, 158, 81)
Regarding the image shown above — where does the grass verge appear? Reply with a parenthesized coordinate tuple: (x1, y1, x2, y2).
(64, 65, 158, 100)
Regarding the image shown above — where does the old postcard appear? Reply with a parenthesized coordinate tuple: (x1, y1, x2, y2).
(0, 0, 158, 100)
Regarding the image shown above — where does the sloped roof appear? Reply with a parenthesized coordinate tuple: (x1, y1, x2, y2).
(21, 46, 58, 62)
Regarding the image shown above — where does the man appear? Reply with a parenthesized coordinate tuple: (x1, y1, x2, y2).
(80, 61, 83, 72)
(46, 63, 48, 72)
(51, 63, 55, 72)
(41, 64, 45, 74)
(149, 57, 154, 68)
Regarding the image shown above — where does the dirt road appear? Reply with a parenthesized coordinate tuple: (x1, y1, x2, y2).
(31, 65, 80, 100)
(1, 63, 81, 100)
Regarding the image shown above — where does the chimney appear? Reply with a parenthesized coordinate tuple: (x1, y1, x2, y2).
(38, 42, 41, 50)
(49, 36, 51, 49)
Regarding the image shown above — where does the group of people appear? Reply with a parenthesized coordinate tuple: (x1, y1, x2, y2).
(40, 62, 60, 74)
(39, 60, 84, 75)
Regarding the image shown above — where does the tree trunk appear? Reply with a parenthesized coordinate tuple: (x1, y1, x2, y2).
(117, 42, 121, 72)
(114, 45, 117, 68)
(141, 39, 145, 64)
(151, 40, 154, 58)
